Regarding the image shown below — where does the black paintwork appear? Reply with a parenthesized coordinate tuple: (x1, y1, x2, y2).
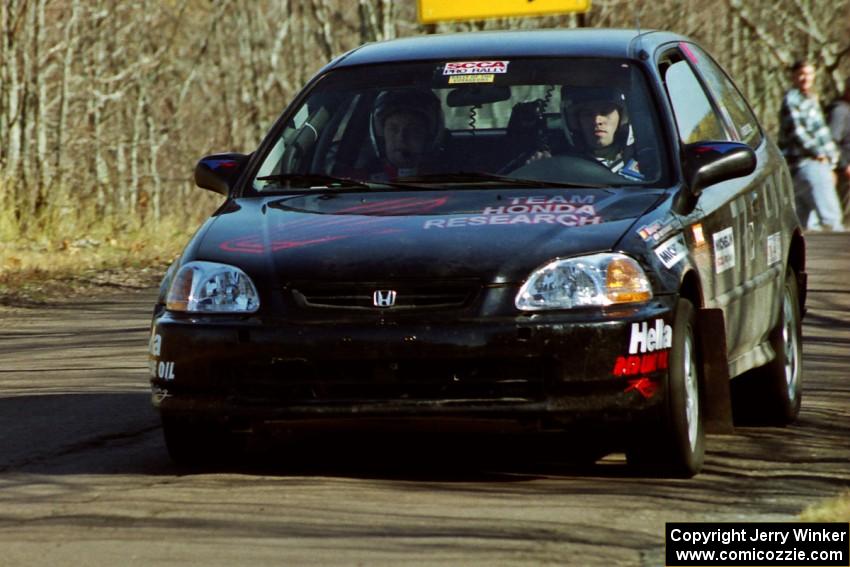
(331, 29, 677, 68)
(192, 190, 664, 289)
(195, 153, 251, 195)
(150, 29, 804, 440)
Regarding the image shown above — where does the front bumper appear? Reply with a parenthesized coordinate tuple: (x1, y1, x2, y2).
(149, 296, 677, 432)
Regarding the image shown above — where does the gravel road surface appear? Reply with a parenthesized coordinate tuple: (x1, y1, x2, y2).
(0, 234, 847, 566)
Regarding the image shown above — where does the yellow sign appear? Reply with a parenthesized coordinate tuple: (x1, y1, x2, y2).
(418, 0, 591, 23)
(448, 74, 495, 84)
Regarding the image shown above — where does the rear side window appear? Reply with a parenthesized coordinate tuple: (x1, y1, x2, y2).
(661, 55, 728, 144)
(683, 43, 763, 149)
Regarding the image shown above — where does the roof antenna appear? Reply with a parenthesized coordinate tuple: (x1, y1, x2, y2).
(635, 5, 640, 36)
(635, 6, 648, 60)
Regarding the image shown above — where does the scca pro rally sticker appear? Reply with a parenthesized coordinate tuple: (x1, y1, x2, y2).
(443, 61, 509, 75)
(713, 227, 736, 274)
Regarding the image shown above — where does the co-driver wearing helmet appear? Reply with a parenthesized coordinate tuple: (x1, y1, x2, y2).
(370, 89, 444, 180)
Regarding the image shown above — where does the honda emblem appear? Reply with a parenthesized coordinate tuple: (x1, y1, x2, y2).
(372, 290, 397, 308)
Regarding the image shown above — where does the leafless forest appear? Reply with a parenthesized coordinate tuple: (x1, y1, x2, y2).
(2, 0, 849, 242)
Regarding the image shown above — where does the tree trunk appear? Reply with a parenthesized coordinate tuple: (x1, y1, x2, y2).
(55, 0, 81, 206)
(32, 0, 49, 218)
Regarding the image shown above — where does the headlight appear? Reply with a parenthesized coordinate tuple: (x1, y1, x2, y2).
(515, 253, 652, 311)
(166, 261, 260, 313)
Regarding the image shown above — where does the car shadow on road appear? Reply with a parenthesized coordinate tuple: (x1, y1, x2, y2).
(235, 433, 608, 478)
(0, 392, 159, 472)
(0, 392, 638, 481)
(0, 392, 659, 481)
(158, 430, 682, 483)
(3, 391, 847, 489)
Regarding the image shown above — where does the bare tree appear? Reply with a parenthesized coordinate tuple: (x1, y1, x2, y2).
(2, 0, 849, 241)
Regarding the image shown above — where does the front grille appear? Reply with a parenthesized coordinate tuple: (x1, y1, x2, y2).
(219, 358, 548, 403)
(290, 281, 480, 311)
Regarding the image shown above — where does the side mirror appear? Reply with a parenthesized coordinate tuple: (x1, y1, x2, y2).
(683, 141, 756, 196)
(194, 153, 250, 195)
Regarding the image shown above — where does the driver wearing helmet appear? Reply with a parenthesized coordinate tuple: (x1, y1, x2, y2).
(370, 89, 444, 179)
(561, 86, 644, 180)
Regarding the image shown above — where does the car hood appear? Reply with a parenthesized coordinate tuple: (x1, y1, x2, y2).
(196, 189, 664, 284)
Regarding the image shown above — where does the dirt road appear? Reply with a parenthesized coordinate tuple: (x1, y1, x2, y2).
(0, 234, 848, 566)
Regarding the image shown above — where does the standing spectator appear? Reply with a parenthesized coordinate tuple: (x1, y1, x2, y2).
(778, 60, 844, 231)
(828, 77, 850, 224)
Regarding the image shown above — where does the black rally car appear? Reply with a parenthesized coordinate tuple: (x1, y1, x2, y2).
(150, 29, 805, 476)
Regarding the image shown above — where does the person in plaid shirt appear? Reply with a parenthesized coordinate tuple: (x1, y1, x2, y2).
(828, 77, 850, 224)
(778, 60, 844, 231)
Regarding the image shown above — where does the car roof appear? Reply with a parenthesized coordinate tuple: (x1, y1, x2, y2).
(332, 29, 689, 68)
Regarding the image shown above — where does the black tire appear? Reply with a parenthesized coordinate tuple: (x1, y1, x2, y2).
(733, 270, 802, 425)
(627, 298, 705, 477)
(161, 415, 243, 466)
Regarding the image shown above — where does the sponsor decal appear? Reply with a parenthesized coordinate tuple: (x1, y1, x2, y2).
(449, 74, 494, 84)
(423, 214, 600, 229)
(614, 319, 673, 400)
(213, 160, 239, 171)
(148, 332, 175, 380)
(220, 197, 447, 253)
(654, 234, 687, 269)
(149, 333, 162, 356)
(713, 227, 736, 274)
(637, 222, 658, 241)
(767, 232, 782, 266)
(443, 61, 509, 75)
(151, 386, 171, 403)
(619, 159, 643, 180)
(423, 195, 601, 229)
(629, 319, 673, 354)
(613, 351, 669, 376)
(625, 377, 659, 399)
(481, 203, 596, 216)
(691, 223, 706, 247)
(748, 221, 756, 261)
(637, 220, 675, 243)
(679, 42, 699, 64)
(156, 361, 176, 380)
(496, 194, 595, 206)
(149, 358, 176, 380)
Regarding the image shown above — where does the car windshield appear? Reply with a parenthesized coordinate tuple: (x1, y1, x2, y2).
(252, 58, 668, 192)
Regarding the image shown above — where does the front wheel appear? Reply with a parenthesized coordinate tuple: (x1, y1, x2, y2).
(627, 298, 705, 477)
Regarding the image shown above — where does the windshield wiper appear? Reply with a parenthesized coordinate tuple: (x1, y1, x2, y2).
(255, 171, 610, 191)
(256, 173, 373, 189)
(255, 173, 433, 192)
(395, 172, 612, 189)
